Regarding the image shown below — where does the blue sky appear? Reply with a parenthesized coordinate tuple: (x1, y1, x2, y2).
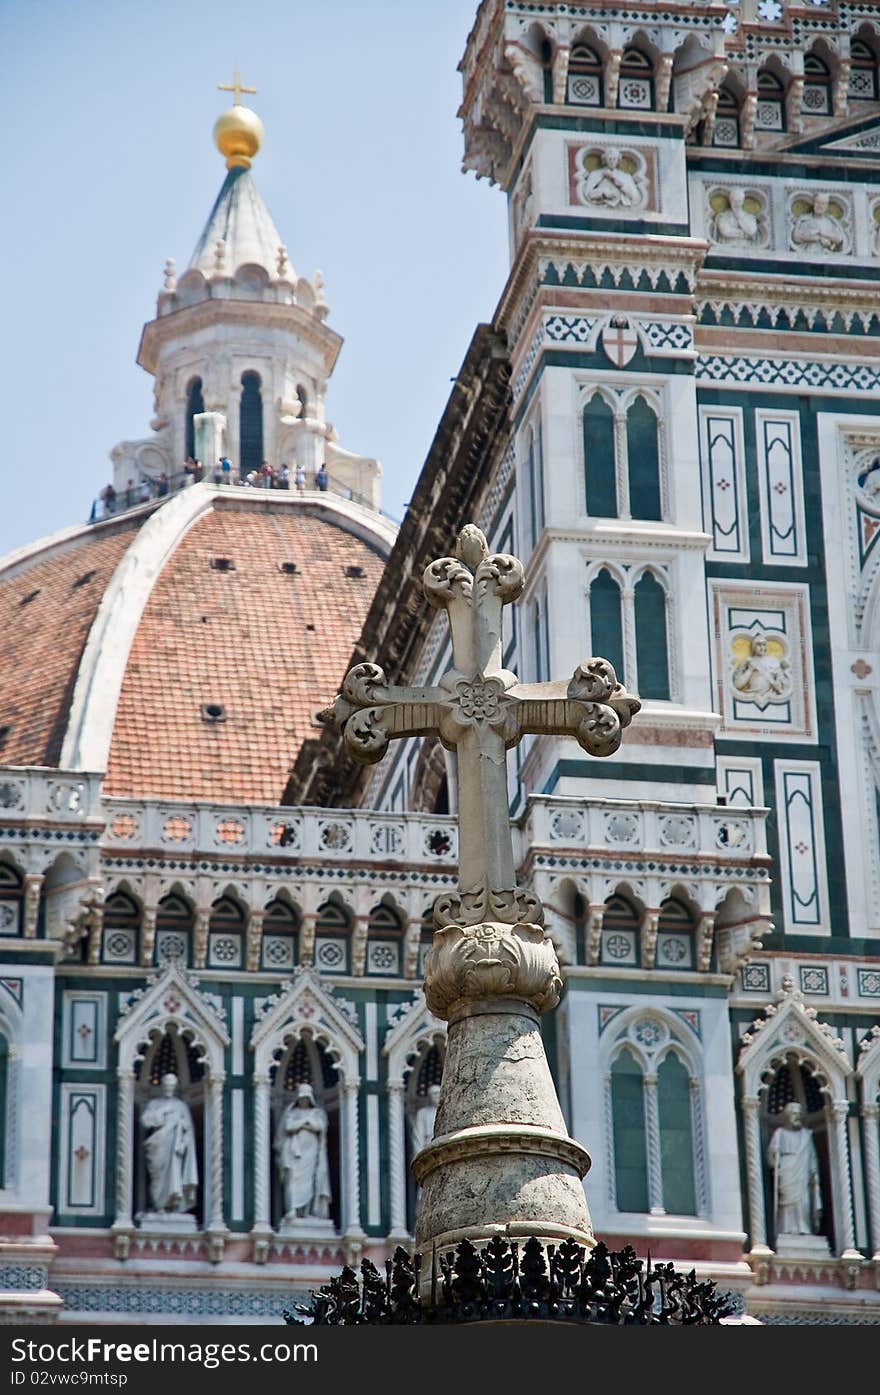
(1, 0, 507, 554)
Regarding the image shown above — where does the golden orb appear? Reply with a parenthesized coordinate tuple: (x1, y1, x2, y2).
(213, 104, 264, 169)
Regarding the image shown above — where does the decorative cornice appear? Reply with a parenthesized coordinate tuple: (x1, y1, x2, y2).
(137, 296, 342, 378)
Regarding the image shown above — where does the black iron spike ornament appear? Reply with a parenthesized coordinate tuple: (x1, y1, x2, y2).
(284, 1235, 738, 1326)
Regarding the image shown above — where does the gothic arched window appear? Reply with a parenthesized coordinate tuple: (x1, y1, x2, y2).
(803, 52, 832, 116)
(0, 862, 24, 938)
(850, 39, 880, 101)
(185, 377, 204, 462)
(583, 394, 617, 517)
(618, 47, 654, 111)
(524, 420, 545, 550)
(626, 397, 662, 521)
(755, 69, 786, 132)
(657, 896, 696, 970)
(611, 1048, 650, 1211)
(713, 85, 741, 148)
(600, 892, 640, 967)
(155, 893, 192, 967)
(366, 901, 404, 977)
(532, 594, 550, 684)
(540, 35, 554, 103)
(657, 1052, 697, 1215)
(568, 43, 603, 106)
(589, 570, 625, 685)
(315, 898, 352, 975)
(634, 572, 670, 699)
(208, 895, 245, 972)
(103, 890, 140, 965)
(262, 897, 299, 973)
(239, 371, 264, 476)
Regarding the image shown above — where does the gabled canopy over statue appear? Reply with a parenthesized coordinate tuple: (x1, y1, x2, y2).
(333, 525, 639, 1257)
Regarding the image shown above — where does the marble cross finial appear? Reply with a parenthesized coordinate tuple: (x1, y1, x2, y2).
(332, 525, 640, 929)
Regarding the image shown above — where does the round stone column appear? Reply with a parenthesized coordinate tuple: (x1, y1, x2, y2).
(413, 920, 593, 1255)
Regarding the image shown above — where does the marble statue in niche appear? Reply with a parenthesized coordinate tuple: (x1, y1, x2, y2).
(789, 192, 847, 253)
(767, 1101, 822, 1236)
(731, 633, 792, 707)
(579, 148, 645, 209)
(409, 1083, 441, 1157)
(275, 1082, 332, 1222)
(141, 1072, 198, 1215)
(709, 187, 765, 246)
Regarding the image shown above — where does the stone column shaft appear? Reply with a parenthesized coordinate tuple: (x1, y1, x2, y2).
(644, 1073, 665, 1215)
(742, 1095, 769, 1252)
(343, 1080, 364, 1237)
(253, 1074, 272, 1232)
(861, 1103, 880, 1260)
(387, 1082, 408, 1238)
(831, 1099, 857, 1257)
(207, 1076, 226, 1235)
(114, 1071, 135, 1230)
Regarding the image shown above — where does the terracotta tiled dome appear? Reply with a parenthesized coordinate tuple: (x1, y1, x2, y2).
(0, 487, 392, 803)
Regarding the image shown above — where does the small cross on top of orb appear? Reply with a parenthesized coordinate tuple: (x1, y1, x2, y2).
(218, 69, 257, 106)
(332, 524, 640, 931)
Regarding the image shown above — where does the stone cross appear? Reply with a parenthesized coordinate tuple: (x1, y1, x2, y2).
(333, 524, 640, 929)
(331, 523, 641, 1262)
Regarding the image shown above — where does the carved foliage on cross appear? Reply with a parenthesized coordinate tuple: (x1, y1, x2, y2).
(332, 525, 639, 935)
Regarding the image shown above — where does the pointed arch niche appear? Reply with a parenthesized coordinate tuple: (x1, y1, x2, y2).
(602, 1006, 707, 1221)
(249, 969, 364, 1257)
(736, 981, 857, 1259)
(112, 963, 229, 1259)
(383, 998, 446, 1240)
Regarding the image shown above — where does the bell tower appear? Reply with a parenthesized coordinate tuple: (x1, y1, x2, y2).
(459, 3, 728, 804)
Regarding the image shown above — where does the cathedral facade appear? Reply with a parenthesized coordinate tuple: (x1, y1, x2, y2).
(2, 0, 880, 1325)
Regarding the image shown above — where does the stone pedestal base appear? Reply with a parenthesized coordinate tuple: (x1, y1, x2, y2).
(415, 928, 593, 1257)
(136, 1211, 197, 1232)
(277, 1215, 336, 1239)
(774, 1232, 831, 1258)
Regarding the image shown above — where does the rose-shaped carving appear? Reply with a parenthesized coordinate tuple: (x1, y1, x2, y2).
(424, 921, 563, 1019)
(455, 677, 504, 722)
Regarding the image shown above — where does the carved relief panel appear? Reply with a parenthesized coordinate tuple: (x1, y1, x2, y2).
(710, 584, 815, 740)
(568, 144, 655, 213)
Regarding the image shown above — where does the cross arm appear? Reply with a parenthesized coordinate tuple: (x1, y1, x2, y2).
(331, 663, 447, 765)
(512, 659, 640, 757)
